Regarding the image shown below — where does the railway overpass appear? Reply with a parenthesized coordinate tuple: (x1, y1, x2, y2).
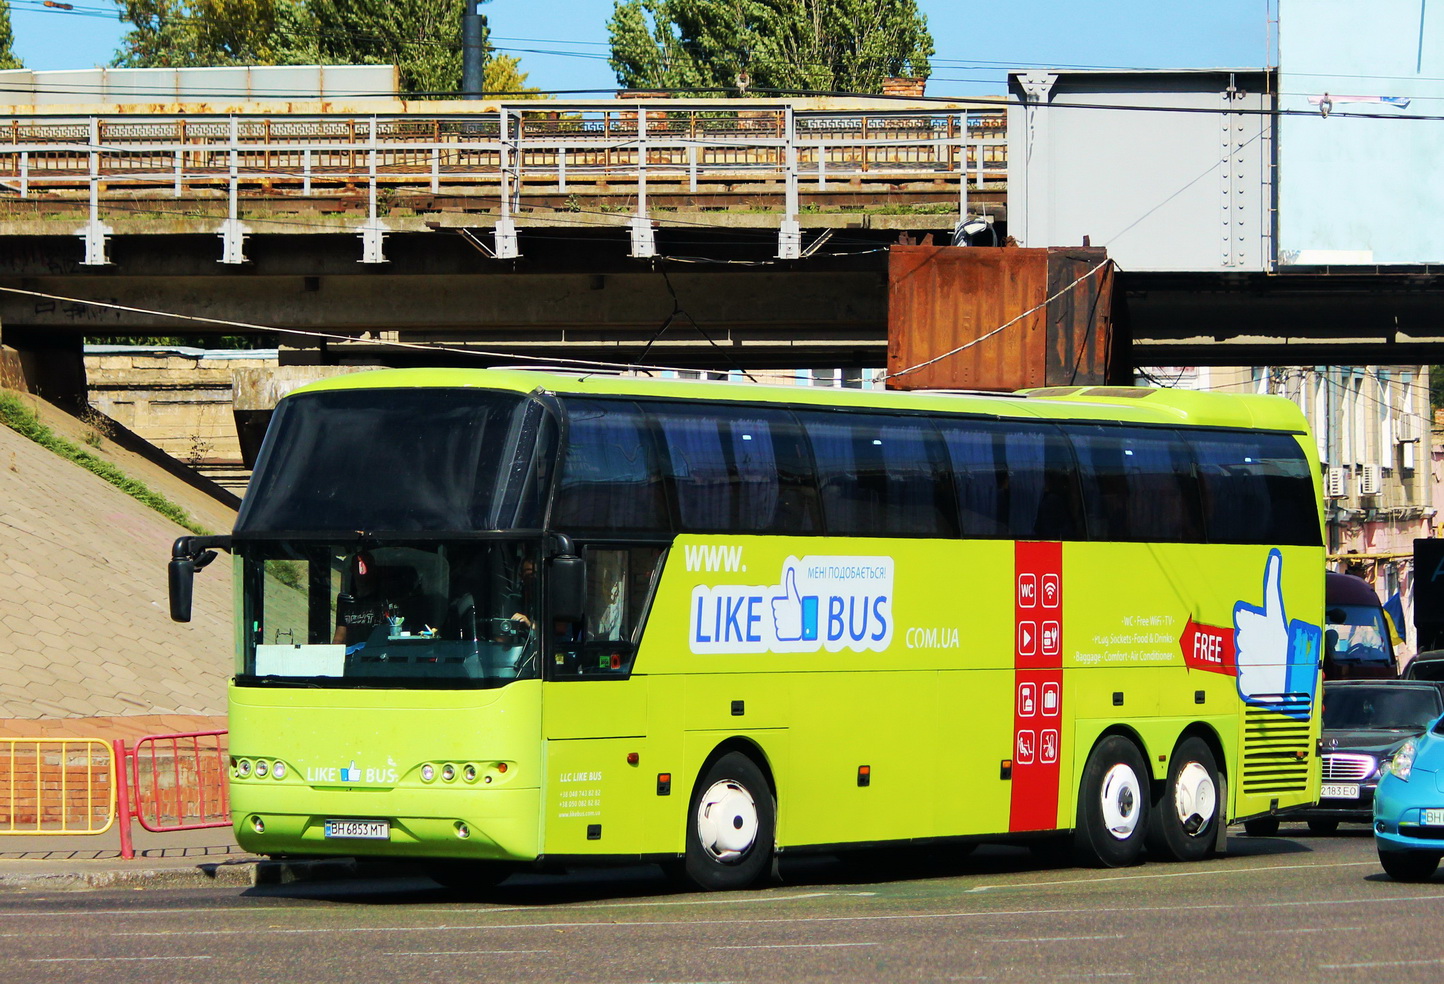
(0, 91, 1442, 396)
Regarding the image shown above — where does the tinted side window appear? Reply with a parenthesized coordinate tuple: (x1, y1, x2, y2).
(937, 419, 1009, 537)
(1070, 425, 1203, 542)
(799, 412, 957, 537)
(653, 403, 820, 534)
(1000, 423, 1084, 540)
(553, 400, 669, 532)
(1189, 431, 1321, 546)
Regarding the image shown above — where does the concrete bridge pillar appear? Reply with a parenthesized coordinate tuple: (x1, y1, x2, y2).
(0, 325, 89, 411)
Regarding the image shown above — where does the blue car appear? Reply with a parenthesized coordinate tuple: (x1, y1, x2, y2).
(1374, 710, 1444, 880)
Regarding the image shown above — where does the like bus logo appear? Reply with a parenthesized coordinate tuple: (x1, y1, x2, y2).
(690, 555, 894, 654)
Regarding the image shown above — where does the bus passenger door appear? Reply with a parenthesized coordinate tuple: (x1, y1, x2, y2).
(541, 546, 663, 856)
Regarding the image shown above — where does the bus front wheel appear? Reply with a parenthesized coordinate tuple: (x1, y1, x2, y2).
(682, 751, 775, 891)
(426, 861, 513, 893)
(1145, 737, 1220, 863)
(1074, 735, 1150, 867)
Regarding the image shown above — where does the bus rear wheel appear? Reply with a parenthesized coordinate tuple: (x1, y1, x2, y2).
(1146, 737, 1220, 863)
(682, 751, 775, 891)
(1074, 735, 1150, 868)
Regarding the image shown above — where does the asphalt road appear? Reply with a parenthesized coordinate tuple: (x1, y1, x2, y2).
(0, 824, 1437, 984)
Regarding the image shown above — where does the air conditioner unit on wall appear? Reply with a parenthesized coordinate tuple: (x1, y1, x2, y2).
(1326, 466, 1348, 498)
(1360, 463, 1383, 496)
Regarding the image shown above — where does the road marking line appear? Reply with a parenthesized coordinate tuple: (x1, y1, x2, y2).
(385, 950, 553, 956)
(961, 859, 1380, 893)
(564, 891, 838, 910)
(1320, 958, 1444, 969)
(82, 890, 1441, 938)
(7, 890, 1444, 943)
(30, 956, 213, 963)
(0, 891, 837, 921)
(709, 942, 879, 950)
(984, 934, 1125, 942)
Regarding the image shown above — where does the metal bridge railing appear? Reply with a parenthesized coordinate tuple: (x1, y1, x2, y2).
(0, 102, 1007, 263)
(0, 105, 1007, 184)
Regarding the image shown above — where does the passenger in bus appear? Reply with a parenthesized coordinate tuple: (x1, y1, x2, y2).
(332, 552, 393, 646)
(439, 549, 534, 650)
(506, 557, 539, 632)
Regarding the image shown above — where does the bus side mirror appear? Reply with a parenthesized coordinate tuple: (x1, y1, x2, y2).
(549, 554, 586, 623)
(169, 557, 196, 622)
(168, 535, 229, 623)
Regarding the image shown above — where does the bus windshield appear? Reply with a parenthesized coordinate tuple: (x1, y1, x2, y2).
(236, 388, 552, 535)
(238, 538, 541, 689)
(1326, 604, 1393, 665)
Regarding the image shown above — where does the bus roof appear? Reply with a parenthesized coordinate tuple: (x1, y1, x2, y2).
(286, 367, 1309, 433)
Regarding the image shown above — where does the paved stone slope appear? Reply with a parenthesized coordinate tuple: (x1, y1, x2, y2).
(0, 389, 236, 736)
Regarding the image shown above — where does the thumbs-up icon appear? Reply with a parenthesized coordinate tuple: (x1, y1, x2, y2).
(1235, 550, 1291, 699)
(772, 567, 819, 642)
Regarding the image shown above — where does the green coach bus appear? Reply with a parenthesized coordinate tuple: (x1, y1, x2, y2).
(169, 368, 1325, 890)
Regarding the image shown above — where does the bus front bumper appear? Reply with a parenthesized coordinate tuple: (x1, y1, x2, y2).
(231, 783, 541, 861)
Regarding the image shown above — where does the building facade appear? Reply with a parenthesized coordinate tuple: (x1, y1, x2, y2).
(1144, 365, 1433, 662)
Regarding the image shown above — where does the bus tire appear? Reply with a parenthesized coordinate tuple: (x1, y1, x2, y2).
(1242, 816, 1279, 837)
(682, 751, 775, 891)
(1145, 737, 1220, 863)
(1073, 735, 1150, 868)
(426, 861, 512, 893)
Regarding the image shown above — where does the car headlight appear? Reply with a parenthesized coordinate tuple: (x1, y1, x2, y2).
(1391, 740, 1418, 781)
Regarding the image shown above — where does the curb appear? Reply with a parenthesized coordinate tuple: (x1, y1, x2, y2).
(0, 857, 415, 892)
(0, 859, 260, 892)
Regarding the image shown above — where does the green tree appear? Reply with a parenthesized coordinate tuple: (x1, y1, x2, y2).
(113, 0, 312, 68)
(483, 53, 544, 97)
(607, 0, 932, 96)
(308, 0, 475, 95)
(0, 2, 23, 71)
(113, 0, 520, 97)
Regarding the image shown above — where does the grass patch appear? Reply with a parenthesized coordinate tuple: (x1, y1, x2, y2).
(0, 390, 211, 536)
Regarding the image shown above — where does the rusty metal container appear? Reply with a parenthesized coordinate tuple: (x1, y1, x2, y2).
(886, 245, 1119, 391)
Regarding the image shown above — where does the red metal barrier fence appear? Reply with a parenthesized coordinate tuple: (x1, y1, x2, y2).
(129, 731, 230, 832)
(1, 731, 230, 858)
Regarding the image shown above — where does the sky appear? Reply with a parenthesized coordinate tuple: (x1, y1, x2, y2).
(8, 0, 1279, 97)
